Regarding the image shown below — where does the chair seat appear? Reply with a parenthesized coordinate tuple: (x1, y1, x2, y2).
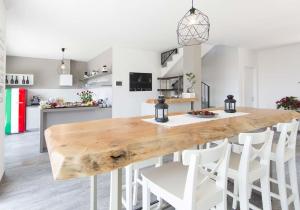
(270, 143, 295, 162)
(141, 162, 223, 208)
(228, 152, 265, 182)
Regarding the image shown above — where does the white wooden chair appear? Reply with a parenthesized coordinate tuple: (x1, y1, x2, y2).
(253, 119, 300, 210)
(228, 128, 274, 210)
(122, 157, 163, 210)
(141, 139, 231, 210)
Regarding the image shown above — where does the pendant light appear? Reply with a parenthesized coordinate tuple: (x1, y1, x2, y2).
(60, 48, 66, 71)
(177, 0, 210, 46)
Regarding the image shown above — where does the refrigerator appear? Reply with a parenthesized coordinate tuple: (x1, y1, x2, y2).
(5, 88, 26, 134)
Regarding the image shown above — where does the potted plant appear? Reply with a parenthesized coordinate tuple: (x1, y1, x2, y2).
(185, 72, 196, 93)
(276, 96, 300, 110)
(77, 90, 94, 105)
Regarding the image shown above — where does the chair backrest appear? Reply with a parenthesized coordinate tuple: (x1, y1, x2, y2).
(238, 127, 274, 166)
(237, 128, 274, 210)
(275, 119, 299, 157)
(181, 139, 231, 210)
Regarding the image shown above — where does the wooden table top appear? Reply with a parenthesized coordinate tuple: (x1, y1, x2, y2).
(45, 107, 300, 180)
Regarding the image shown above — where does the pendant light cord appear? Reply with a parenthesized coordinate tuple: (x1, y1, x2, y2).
(62, 48, 65, 62)
(191, 0, 194, 8)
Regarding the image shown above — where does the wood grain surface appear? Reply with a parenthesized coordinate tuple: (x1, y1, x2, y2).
(45, 107, 300, 180)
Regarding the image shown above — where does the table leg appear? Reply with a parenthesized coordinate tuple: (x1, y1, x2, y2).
(110, 169, 122, 210)
(90, 175, 97, 210)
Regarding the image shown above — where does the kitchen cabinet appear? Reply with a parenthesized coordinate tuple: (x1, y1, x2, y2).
(26, 106, 40, 131)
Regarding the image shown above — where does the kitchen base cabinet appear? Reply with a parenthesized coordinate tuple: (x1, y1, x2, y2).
(40, 107, 112, 153)
(26, 106, 40, 131)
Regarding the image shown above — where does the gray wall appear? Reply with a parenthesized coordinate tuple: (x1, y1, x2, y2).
(6, 56, 87, 89)
(87, 48, 112, 73)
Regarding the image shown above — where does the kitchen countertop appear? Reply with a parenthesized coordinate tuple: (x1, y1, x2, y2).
(41, 106, 111, 113)
(44, 107, 300, 180)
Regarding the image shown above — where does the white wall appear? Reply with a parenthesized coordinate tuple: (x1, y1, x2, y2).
(238, 48, 258, 106)
(112, 47, 160, 117)
(0, 0, 6, 180)
(257, 43, 300, 108)
(202, 46, 240, 107)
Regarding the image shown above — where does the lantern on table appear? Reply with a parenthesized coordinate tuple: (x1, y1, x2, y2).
(224, 95, 236, 113)
(155, 96, 169, 123)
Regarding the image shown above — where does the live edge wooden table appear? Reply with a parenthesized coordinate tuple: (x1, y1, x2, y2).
(44, 107, 300, 210)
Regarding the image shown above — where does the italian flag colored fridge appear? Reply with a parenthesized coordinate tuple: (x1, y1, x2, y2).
(5, 88, 26, 134)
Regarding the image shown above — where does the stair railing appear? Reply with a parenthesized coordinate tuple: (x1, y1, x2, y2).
(201, 82, 210, 108)
(161, 48, 178, 66)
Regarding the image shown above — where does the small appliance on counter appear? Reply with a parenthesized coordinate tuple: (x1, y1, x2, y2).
(30, 96, 41, 106)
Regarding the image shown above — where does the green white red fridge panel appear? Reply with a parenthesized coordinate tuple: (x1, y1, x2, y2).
(5, 88, 26, 134)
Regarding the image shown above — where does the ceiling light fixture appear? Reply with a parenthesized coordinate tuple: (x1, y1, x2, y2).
(60, 48, 66, 70)
(177, 0, 210, 46)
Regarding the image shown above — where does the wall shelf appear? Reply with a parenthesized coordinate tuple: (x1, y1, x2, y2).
(157, 88, 183, 91)
(158, 75, 183, 97)
(80, 73, 112, 82)
(5, 73, 34, 86)
(157, 75, 183, 80)
(80, 73, 112, 87)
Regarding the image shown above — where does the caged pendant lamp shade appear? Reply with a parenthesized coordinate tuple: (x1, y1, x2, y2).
(177, 0, 210, 46)
(57, 48, 69, 75)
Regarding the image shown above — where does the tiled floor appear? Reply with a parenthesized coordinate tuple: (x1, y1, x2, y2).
(0, 131, 299, 210)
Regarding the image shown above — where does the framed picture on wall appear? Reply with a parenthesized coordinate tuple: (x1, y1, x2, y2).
(129, 72, 152, 91)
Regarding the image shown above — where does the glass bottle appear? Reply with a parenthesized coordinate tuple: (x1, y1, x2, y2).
(5, 75, 8, 84)
(10, 76, 14, 84)
(26, 76, 30, 84)
(15, 76, 18, 84)
(22, 76, 25, 84)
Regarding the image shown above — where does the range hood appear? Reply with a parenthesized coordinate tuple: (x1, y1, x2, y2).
(59, 74, 73, 86)
(58, 59, 73, 86)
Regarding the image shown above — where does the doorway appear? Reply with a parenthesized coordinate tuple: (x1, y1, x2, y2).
(243, 66, 258, 107)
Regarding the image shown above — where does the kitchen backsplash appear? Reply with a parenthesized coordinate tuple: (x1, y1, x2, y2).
(27, 87, 112, 104)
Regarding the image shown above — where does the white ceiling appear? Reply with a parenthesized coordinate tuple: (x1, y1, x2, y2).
(4, 0, 300, 61)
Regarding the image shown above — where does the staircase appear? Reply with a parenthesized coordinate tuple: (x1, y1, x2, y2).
(201, 82, 210, 108)
(161, 48, 183, 78)
(160, 44, 214, 108)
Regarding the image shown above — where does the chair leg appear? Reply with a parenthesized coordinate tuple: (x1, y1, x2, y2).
(260, 173, 272, 210)
(125, 167, 133, 210)
(239, 177, 249, 210)
(276, 161, 289, 210)
(132, 169, 139, 206)
(288, 157, 300, 210)
(142, 179, 150, 210)
(216, 192, 226, 210)
(232, 179, 238, 209)
(173, 151, 181, 162)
